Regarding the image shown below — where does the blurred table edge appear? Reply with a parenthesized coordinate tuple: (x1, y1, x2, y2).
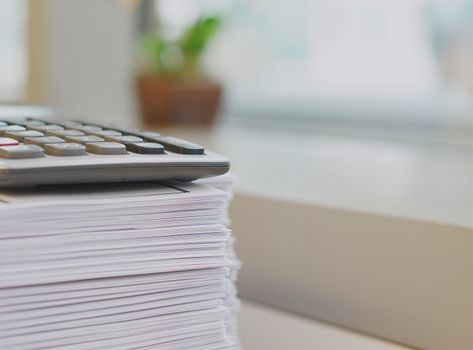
(153, 123, 472, 228)
(239, 299, 415, 350)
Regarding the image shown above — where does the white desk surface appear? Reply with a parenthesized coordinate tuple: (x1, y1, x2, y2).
(162, 123, 472, 227)
(239, 300, 414, 350)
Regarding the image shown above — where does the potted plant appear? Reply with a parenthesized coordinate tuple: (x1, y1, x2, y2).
(136, 16, 222, 126)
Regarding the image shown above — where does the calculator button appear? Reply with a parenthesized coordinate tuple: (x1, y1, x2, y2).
(4, 130, 45, 142)
(44, 143, 86, 156)
(110, 127, 142, 135)
(87, 129, 122, 137)
(47, 129, 85, 137)
(86, 142, 126, 155)
(75, 124, 103, 132)
(15, 120, 46, 127)
(24, 136, 65, 146)
(69, 125, 103, 132)
(76, 123, 105, 130)
(104, 135, 143, 143)
(59, 121, 85, 129)
(81, 125, 103, 132)
(0, 145, 44, 159)
(0, 125, 26, 136)
(0, 138, 19, 146)
(64, 135, 104, 144)
(126, 142, 165, 154)
(140, 131, 161, 138)
(144, 136, 204, 155)
(29, 124, 64, 132)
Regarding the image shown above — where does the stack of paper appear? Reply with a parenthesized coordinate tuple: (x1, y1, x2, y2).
(0, 179, 240, 350)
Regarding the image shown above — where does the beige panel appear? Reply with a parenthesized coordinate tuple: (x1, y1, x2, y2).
(26, 0, 136, 125)
(26, 0, 44, 102)
(231, 194, 472, 350)
(239, 300, 414, 350)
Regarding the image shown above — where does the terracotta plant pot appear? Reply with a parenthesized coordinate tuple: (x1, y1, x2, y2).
(136, 76, 222, 126)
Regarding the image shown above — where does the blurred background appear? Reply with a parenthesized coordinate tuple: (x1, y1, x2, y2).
(1, 0, 472, 137)
(0, 1, 471, 349)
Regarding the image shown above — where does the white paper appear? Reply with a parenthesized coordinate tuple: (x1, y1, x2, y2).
(0, 180, 240, 349)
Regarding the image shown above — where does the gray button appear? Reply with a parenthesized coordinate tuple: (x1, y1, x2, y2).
(44, 143, 86, 156)
(0, 145, 44, 159)
(104, 135, 143, 143)
(0, 125, 26, 136)
(86, 142, 126, 155)
(59, 121, 84, 129)
(46, 129, 85, 137)
(4, 130, 45, 142)
(24, 136, 65, 146)
(15, 120, 46, 127)
(110, 127, 142, 136)
(29, 124, 64, 132)
(140, 131, 161, 138)
(87, 129, 122, 137)
(65, 135, 104, 144)
(126, 142, 165, 154)
(67, 124, 103, 132)
(144, 136, 204, 154)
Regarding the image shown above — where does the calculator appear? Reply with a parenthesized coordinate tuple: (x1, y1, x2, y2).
(0, 105, 229, 187)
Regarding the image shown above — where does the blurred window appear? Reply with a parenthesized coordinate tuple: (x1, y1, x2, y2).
(146, 0, 472, 125)
(0, 0, 27, 101)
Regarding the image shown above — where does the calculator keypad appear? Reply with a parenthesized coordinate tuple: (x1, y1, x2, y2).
(144, 136, 205, 155)
(126, 142, 165, 154)
(24, 136, 66, 146)
(4, 130, 45, 142)
(85, 142, 126, 155)
(44, 143, 86, 156)
(0, 119, 206, 159)
(0, 138, 19, 146)
(104, 135, 143, 143)
(47, 130, 85, 137)
(87, 130, 122, 138)
(0, 144, 44, 159)
(65, 124, 102, 132)
(64, 135, 104, 144)
(0, 125, 26, 135)
(29, 124, 64, 132)
(15, 120, 46, 127)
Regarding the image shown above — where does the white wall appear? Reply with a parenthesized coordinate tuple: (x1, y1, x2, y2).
(28, 0, 137, 126)
(0, 0, 27, 101)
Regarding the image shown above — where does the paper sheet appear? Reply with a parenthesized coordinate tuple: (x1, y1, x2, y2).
(0, 180, 240, 349)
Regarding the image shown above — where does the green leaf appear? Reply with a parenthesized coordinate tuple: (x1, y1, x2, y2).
(138, 15, 222, 78)
(179, 16, 221, 58)
(139, 34, 166, 73)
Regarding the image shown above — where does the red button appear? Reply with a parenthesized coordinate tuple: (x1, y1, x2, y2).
(0, 137, 20, 146)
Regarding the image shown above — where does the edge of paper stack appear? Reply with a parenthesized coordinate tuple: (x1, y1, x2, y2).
(0, 174, 241, 350)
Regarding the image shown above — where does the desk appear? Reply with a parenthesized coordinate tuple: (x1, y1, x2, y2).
(239, 300, 414, 350)
(159, 123, 472, 350)
(160, 123, 472, 227)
